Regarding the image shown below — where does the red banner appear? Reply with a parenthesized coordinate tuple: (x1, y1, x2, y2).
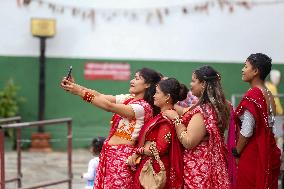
(84, 62, 131, 80)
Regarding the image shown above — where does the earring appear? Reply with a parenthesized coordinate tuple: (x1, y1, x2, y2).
(200, 87, 205, 96)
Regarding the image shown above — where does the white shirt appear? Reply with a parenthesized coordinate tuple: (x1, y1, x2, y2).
(115, 94, 146, 141)
(240, 109, 276, 137)
(82, 157, 99, 189)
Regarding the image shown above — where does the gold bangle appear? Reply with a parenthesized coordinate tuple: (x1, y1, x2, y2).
(179, 130, 187, 140)
(172, 116, 182, 126)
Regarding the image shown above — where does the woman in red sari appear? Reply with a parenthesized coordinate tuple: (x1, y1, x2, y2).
(61, 68, 161, 189)
(233, 53, 281, 189)
(165, 66, 231, 188)
(127, 78, 187, 189)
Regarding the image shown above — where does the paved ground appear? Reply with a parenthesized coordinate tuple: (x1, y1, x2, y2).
(5, 149, 91, 189)
(4, 149, 283, 189)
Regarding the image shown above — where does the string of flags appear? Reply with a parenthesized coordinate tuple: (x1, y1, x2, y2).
(17, 0, 284, 26)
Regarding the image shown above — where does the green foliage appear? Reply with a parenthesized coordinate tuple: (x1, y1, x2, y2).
(0, 79, 24, 118)
(0, 79, 25, 139)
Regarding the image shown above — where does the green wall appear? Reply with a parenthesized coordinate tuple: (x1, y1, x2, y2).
(1, 56, 284, 149)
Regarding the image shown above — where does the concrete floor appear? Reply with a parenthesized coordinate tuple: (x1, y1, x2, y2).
(5, 149, 91, 189)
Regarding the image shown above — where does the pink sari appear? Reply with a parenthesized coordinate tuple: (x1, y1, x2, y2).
(227, 104, 238, 189)
(181, 104, 231, 189)
(94, 98, 153, 189)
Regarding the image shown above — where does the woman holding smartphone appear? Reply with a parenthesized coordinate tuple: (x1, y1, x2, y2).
(61, 67, 161, 189)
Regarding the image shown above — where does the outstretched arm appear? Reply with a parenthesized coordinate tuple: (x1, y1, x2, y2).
(64, 76, 116, 103)
(61, 78, 136, 119)
(80, 86, 116, 103)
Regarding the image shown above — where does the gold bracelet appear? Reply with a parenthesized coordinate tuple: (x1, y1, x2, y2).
(179, 130, 187, 140)
(172, 116, 182, 126)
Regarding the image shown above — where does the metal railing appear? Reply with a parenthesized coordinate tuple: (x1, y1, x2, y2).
(0, 118, 72, 189)
(0, 117, 22, 189)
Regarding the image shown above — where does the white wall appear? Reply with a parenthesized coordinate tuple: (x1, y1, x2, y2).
(0, 0, 284, 63)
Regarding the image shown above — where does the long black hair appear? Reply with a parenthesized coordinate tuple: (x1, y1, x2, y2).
(194, 66, 230, 133)
(136, 68, 162, 116)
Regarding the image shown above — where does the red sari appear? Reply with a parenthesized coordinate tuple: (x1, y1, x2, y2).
(235, 87, 281, 189)
(94, 98, 153, 189)
(133, 113, 183, 189)
(181, 104, 231, 189)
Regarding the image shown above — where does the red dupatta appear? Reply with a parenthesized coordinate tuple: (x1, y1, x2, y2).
(235, 87, 281, 188)
(137, 113, 183, 189)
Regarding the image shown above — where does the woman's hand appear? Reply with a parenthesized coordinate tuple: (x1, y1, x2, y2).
(162, 109, 179, 120)
(60, 77, 83, 96)
(68, 75, 75, 83)
(127, 153, 139, 167)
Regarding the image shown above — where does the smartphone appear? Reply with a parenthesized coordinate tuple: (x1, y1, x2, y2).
(66, 65, 73, 80)
(64, 66, 72, 84)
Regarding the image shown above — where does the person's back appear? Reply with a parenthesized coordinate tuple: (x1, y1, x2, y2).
(181, 103, 230, 188)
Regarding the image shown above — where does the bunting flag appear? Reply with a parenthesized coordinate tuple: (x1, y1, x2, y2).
(18, 0, 284, 26)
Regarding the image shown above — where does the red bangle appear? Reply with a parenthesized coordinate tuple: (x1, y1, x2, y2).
(83, 91, 95, 103)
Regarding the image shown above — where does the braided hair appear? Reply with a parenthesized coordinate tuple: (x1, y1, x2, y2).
(194, 66, 230, 134)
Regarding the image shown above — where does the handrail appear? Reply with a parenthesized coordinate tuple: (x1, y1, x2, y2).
(0, 118, 72, 189)
(0, 116, 22, 189)
(0, 118, 72, 129)
(0, 116, 21, 124)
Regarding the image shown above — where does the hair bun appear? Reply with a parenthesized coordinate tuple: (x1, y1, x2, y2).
(178, 84, 189, 101)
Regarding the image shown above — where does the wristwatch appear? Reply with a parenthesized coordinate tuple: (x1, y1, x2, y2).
(232, 148, 241, 158)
